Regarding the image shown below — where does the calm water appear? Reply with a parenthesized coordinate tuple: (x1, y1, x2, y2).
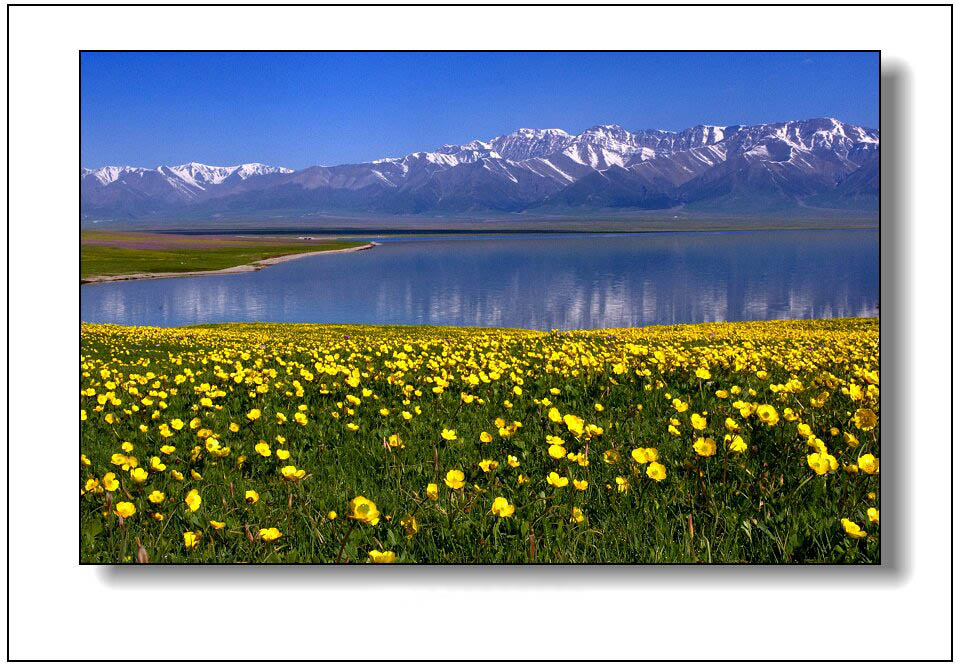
(80, 231, 879, 330)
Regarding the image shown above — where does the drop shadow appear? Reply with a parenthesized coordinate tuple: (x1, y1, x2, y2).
(878, 62, 909, 581)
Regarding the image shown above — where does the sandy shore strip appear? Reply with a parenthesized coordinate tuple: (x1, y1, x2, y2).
(81, 242, 379, 284)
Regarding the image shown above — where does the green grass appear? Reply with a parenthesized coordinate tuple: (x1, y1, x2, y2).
(81, 241, 368, 279)
(80, 319, 880, 564)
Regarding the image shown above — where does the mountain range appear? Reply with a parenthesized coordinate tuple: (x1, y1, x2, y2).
(81, 117, 879, 222)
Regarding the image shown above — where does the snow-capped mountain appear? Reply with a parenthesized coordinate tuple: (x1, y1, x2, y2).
(81, 118, 879, 220)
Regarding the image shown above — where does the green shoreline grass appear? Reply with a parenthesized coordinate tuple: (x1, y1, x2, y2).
(81, 237, 368, 279)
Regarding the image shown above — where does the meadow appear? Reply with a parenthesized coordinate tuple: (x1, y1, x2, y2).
(81, 231, 368, 280)
(80, 318, 879, 564)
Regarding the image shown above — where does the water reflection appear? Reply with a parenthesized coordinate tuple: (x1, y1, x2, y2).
(81, 231, 879, 330)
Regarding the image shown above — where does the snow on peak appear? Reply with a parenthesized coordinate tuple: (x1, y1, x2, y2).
(487, 128, 575, 162)
(82, 165, 148, 185)
(509, 127, 571, 138)
(233, 163, 294, 178)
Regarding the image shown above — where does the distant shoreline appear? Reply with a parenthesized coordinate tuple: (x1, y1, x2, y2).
(81, 242, 378, 285)
(83, 222, 880, 237)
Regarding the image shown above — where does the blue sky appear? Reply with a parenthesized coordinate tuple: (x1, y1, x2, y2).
(81, 52, 879, 170)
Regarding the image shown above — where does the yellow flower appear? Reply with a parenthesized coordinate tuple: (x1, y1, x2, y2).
(490, 496, 515, 518)
(440, 428, 458, 441)
(147, 490, 165, 504)
(368, 550, 396, 563)
(631, 447, 658, 464)
(327, 511, 337, 520)
(444, 469, 465, 490)
(255, 441, 272, 457)
(102, 472, 120, 492)
(726, 434, 747, 453)
(259, 527, 282, 542)
(246, 408, 261, 421)
(280, 465, 306, 481)
(130, 467, 149, 484)
(191, 470, 203, 481)
(571, 507, 585, 523)
(478, 459, 499, 473)
(594, 402, 604, 412)
(756, 404, 779, 426)
(646, 461, 667, 481)
(276, 449, 290, 460)
(690, 413, 707, 430)
(507, 455, 520, 468)
(857, 453, 879, 475)
(603, 449, 620, 464)
(347, 496, 380, 525)
(867, 508, 879, 524)
(672, 398, 689, 413)
(209, 520, 226, 530)
(548, 407, 562, 423)
(479, 431, 493, 443)
(841, 518, 867, 538)
(184, 489, 202, 512)
(546, 472, 568, 488)
(183, 531, 201, 549)
(114, 502, 136, 519)
(695, 367, 711, 380)
(160, 445, 176, 455)
(563, 413, 584, 438)
(400, 515, 419, 538)
(573, 479, 588, 491)
(852, 408, 877, 431)
(843, 432, 860, 447)
(807, 452, 837, 475)
(387, 434, 404, 450)
(426, 483, 439, 500)
(171, 469, 184, 482)
(693, 437, 716, 457)
(548, 443, 567, 459)
(149, 456, 166, 472)
(615, 476, 630, 493)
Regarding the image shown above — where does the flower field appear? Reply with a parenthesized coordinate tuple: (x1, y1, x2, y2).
(80, 318, 879, 564)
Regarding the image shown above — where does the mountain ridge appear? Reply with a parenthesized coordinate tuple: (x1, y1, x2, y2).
(82, 117, 879, 222)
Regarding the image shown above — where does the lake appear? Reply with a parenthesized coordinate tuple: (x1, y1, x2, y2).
(80, 231, 879, 330)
